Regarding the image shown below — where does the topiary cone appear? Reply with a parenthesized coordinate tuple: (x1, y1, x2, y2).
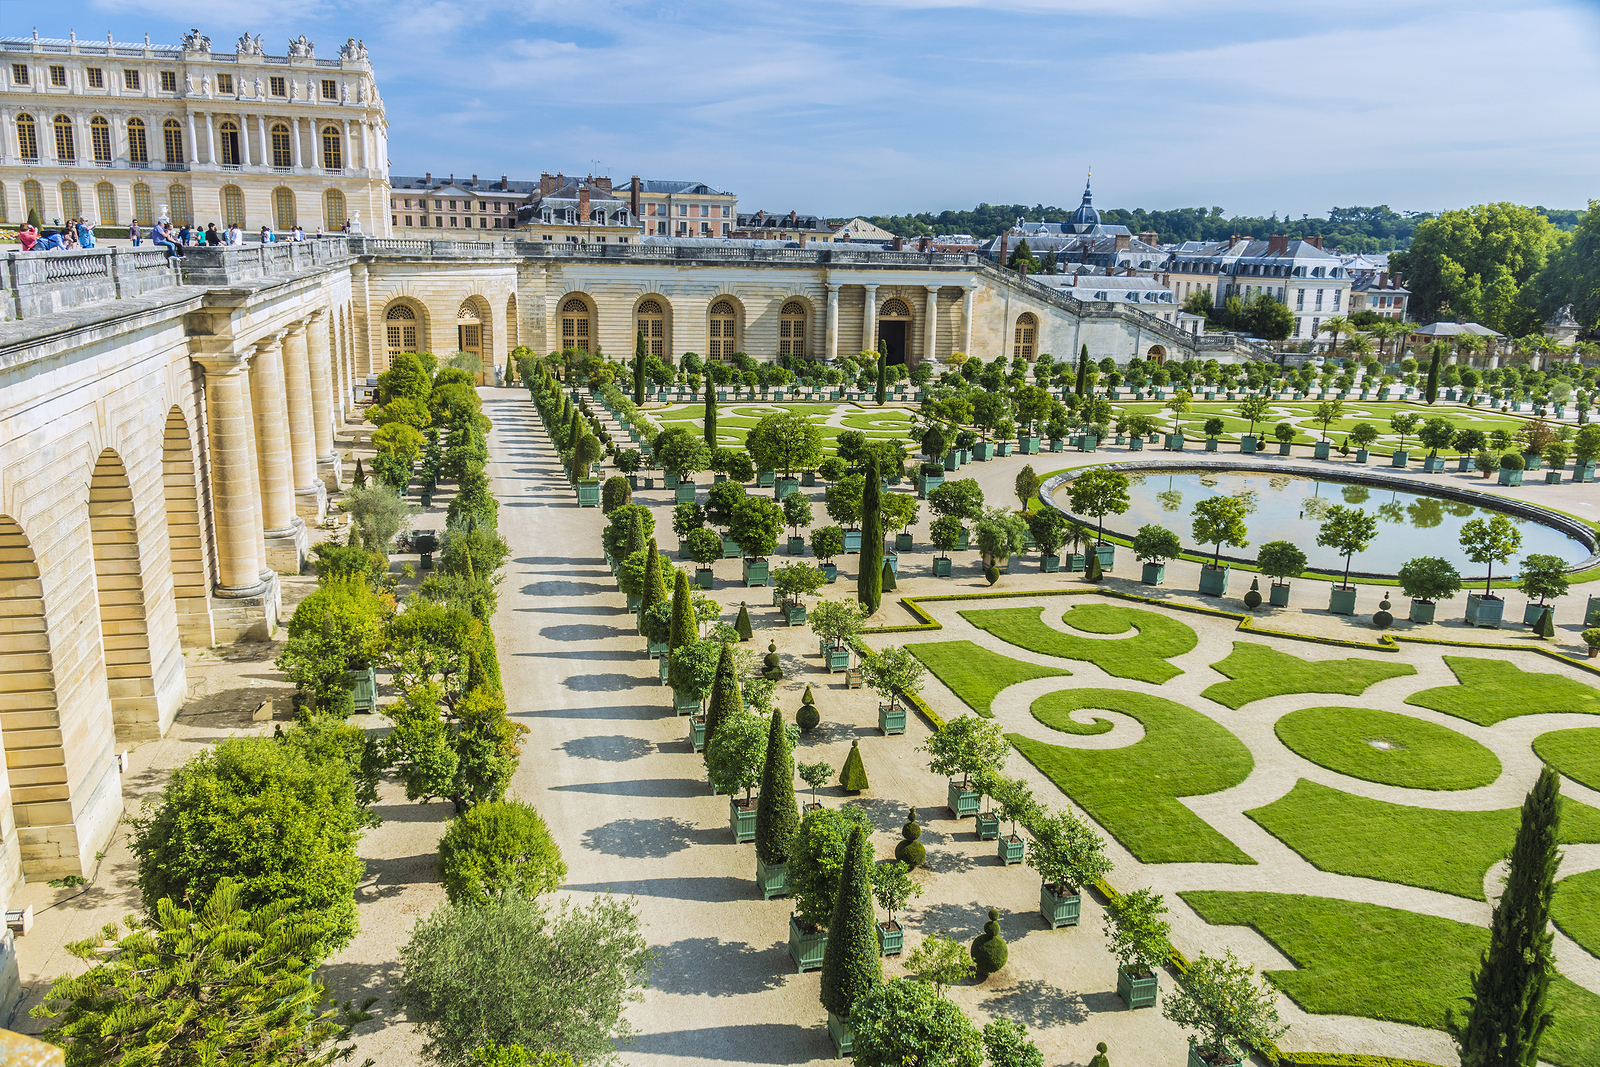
(881, 558, 897, 593)
(895, 807, 926, 869)
(1085, 548, 1103, 583)
(984, 563, 999, 586)
(735, 601, 753, 641)
(1538, 605, 1556, 640)
(1243, 576, 1262, 609)
(970, 907, 1008, 977)
(839, 740, 868, 792)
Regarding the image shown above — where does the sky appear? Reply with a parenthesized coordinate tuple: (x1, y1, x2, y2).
(11, 0, 1600, 220)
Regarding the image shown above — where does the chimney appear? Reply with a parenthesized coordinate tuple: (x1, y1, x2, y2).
(540, 172, 557, 196)
(1138, 231, 1159, 246)
(893, 236, 904, 251)
(918, 236, 932, 252)
(998, 233, 1008, 265)
(594, 176, 612, 192)
(501, 174, 507, 190)
(1228, 234, 1240, 250)
(630, 175, 640, 217)
(1378, 271, 1389, 288)
(425, 171, 431, 185)
(1114, 233, 1131, 252)
(1305, 235, 1323, 250)
(789, 210, 796, 226)
(471, 173, 477, 186)
(578, 185, 590, 223)
(1268, 234, 1288, 256)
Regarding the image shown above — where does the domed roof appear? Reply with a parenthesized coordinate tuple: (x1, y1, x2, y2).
(1069, 175, 1099, 230)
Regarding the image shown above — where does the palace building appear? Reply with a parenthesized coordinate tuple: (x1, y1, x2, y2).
(0, 28, 390, 235)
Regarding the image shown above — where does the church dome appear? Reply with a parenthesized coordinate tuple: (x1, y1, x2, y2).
(1069, 175, 1099, 229)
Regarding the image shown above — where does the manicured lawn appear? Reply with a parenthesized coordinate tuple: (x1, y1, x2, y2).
(650, 400, 913, 453)
(1274, 706, 1501, 790)
(907, 640, 1072, 718)
(1180, 891, 1600, 1067)
(1404, 657, 1600, 726)
(1554, 866, 1600, 961)
(1009, 687, 1255, 864)
(1202, 641, 1417, 709)
(959, 602, 1197, 683)
(1246, 779, 1600, 899)
(1534, 727, 1600, 791)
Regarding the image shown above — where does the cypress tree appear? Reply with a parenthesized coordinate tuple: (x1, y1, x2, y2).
(876, 342, 888, 406)
(880, 558, 897, 593)
(1076, 344, 1090, 397)
(639, 541, 666, 625)
(819, 824, 881, 1018)
(1449, 767, 1562, 1067)
(1426, 347, 1442, 405)
(634, 328, 647, 405)
(858, 453, 884, 614)
(839, 739, 868, 791)
(755, 708, 799, 867)
(566, 408, 582, 454)
(704, 643, 741, 757)
(624, 509, 648, 560)
(704, 375, 718, 448)
(735, 601, 753, 641)
(669, 570, 696, 651)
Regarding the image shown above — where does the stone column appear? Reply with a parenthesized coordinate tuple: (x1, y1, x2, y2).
(203, 112, 215, 165)
(863, 284, 879, 354)
(288, 116, 301, 169)
(248, 331, 308, 573)
(186, 113, 198, 163)
(923, 285, 939, 366)
(306, 307, 342, 489)
(280, 319, 327, 520)
(825, 283, 840, 363)
(256, 114, 268, 167)
(962, 286, 976, 355)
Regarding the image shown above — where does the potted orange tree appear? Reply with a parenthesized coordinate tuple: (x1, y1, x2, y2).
(1027, 807, 1113, 929)
(1163, 950, 1288, 1067)
(1104, 887, 1171, 1009)
(920, 714, 1008, 820)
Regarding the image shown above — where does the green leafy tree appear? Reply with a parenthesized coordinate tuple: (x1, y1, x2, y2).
(1162, 950, 1289, 1066)
(789, 805, 875, 928)
(1317, 505, 1379, 588)
(633, 328, 646, 404)
(729, 495, 784, 558)
(825, 473, 866, 528)
(1397, 556, 1462, 604)
(755, 708, 799, 865)
(1392, 203, 1559, 333)
(668, 570, 696, 652)
(1390, 411, 1422, 452)
(1460, 514, 1523, 597)
(1025, 508, 1069, 559)
(1191, 495, 1251, 568)
(1027, 808, 1114, 894)
(703, 375, 717, 448)
(876, 344, 888, 406)
(782, 489, 814, 539)
(1102, 887, 1172, 978)
(1075, 344, 1090, 397)
(1313, 399, 1344, 441)
(438, 799, 567, 907)
(973, 506, 1027, 569)
(1132, 524, 1181, 567)
(860, 645, 926, 712)
(385, 683, 528, 815)
(1235, 394, 1270, 439)
(928, 478, 986, 524)
(1517, 553, 1570, 605)
(810, 524, 845, 565)
(706, 708, 768, 800)
(1425, 342, 1446, 403)
(396, 893, 655, 1067)
(1067, 468, 1131, 543)
(849, 979, 982, 1067)
(872, 856, 923, 926)
(1014, 464, 1041, 510)
(859, 453, 884, 613)
(904, 933, 974, 996)
(343, 484, 414, 556)
(30, 880, 373, 1067)
(982, 1018, 1044, 1067)
(819, 824, 881, 1018)
(920, 714, 1007, 788)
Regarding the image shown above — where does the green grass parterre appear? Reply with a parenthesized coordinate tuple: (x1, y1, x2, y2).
(1534, 727, 1600, 791)
(1273, 706, 1502, 791)
(1202, 642, 1417, 709)
(1553, 866, 1600, 962)
(905, 640, 1071, 718)
(958, 603, 1198, 683)
(1404, 656, 1600, 726)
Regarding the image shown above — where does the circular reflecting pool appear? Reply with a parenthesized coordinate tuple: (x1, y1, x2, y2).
(1051, 468, 1592, 578)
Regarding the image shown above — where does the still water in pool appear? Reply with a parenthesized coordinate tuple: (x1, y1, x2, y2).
(1052, 469, 1591, 578)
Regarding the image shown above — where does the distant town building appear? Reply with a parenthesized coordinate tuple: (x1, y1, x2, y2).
(515, 173, 637, 244)
(832, 217, 898, 244)
(631, 178, 737, 237)
(388, 172, 532, 234)
(732, 209, 834, 242)
(1349, 272, 1410, 321)
(1167, 234, 1352, 344)
(979, 178, 1165, 272)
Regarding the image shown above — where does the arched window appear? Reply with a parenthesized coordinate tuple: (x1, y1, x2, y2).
(221, 184, 244, 228)
(323, 188, 345, 230)
(457, 300, 483, 368)
(95, 181, 117, 224)
(273, 186, 296, 230)
(168, 184, 191, 226)
(385, 304, 418, 360)
(880, 298, 911, 318)
(561, 297, 591, 353)
(126, 118, 147, 164)
(218, 121, 240, 167)
(271, 123, 292, 169)
(53, 114, 76, 162)
(636, 299, 665, 358)
(90, 116, 111, 163)
(59, 180, 81, 220)
(320, 126, 342, 170)
(1013, 312, 1037, 361)
(779, 300, 807, 358)
(23, 180, 44, 223)
(131, 182, 153, 224)
(708, 299, 737, 360)
(16, 114, 37, 161)
(162, 119, 184, 165)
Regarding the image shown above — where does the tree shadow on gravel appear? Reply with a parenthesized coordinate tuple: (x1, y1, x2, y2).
(540, 622, 629, 642)
(648, 937, 786, 997)
(796, 718, 877, 746)
(625, 1023, 821, 1063)
(563, 876, 754, 904)
(552, 777, 707, 798)
(517, 581, 610, 598)
(983, 977, 1096, 1028)
(516, 556, 605, 567)
(582, 816, 722, 858)
(560, 734, 656, 762)
(518, 604, 616, 615)
(563, 672, 651, 693)
(911, 900, 1008, 941)
(316, 959, 401, 1005)
(843, 796, 914, 833)
(359, 854, 439, 896)
(524, 702, 660, 721)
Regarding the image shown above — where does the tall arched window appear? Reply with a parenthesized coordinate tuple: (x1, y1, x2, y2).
(273, 186, 296, 230)
(126, 118, 147, 163)
(636, 299, 665, 358)
(218, 121, 240, 167)
(168, 184, 191, 226)
(779, 300, 807, 358)
(131, 182, 153, 224)
(16, 114, 37, 161)
(1013, 312, 1037, 361)
(95, 181, 117, 224)
(708, 299, 737, 360)
(323, 189, 345, 230)
(221, 185, 244, 227)
(162, 119, 184, 165)
(271, 123, 292, 169)
(89, 116, 111, 163)
(385, 304, 418, 360)
(560, 297, 591, 353)
(23, 180, 44, 223)
(457, 300, 483, 369)
(58, 180, 81, 220)
(53, 115, 76, 162)
(320, 126, 342, 170)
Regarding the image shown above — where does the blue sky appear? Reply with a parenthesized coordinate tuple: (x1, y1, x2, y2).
(17, 0, 1600, 219)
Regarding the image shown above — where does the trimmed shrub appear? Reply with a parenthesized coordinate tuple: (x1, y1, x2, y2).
(437, 798, 567, 906)
(819, 825, 882, 1017)
(797, 685, 820, 732)
(1500, 452, 1525, 471)
(970, 907, 1008, 976)
(755, 709, 799, 866)
(735, 602, 754, 641)
(839, 739, 869, 791)
(895, 808, 926, 869)
(601, 476, 631, 514)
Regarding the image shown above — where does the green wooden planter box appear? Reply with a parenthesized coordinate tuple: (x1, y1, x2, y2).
(933, 556, 953, 577)
(1328, 585, 1358, 615)
(1240, 436, 1259, 454)
(1040, 884, 1081, 928)
(1021, 436, 1040, 454)
(802, 470, 817, 487)
(1128, 436, 1144, 451)
(820, 562, 837, 582)
(972, 442, 995, 461)
(876, 922, 904, 956)
(679, 538, 693, 560)
(1165, 434, 1185, 451)
(647, 639, 669, 659)
(843, 530, 862, 554)
(576, 481, 601, 507)
(976, 812, 1000, 840)
(729, 796, 757, 843)
(1498, 468, 1523, 487)
(1354, 449, 1369, 464)
(789, 915, 827, 972)
(1314, 441, 1332, 459)
(1117, 967, 1159, 1009)
(1095, 543, 1115, 570)
(1546, 471, 1562, 484)
(997, 441, 1013, 456)
(1078, 435, 1098, 453)
(1391, 450, 1410, 468)
(1141, 563, 1165, 586)
(343, 666, 378, 714)
(775, 477, 799, 500)
(944, 450, 962, 471)
(721, 536, 742, 559)
(787, 535, 806, 555)
(1277, 441, 1292, 455)
(1040, 555, 1060, 573)
(1466, 593, 1504, 628)
(998, 834, 1026, 865)
(948, 778, 981, 818)
(1205, 439, 1220, 452)
(1198, 565, 1229, 597)
(1424, 455, 1447, 472)
(659, 656, 670, 685)
(918, 472, 944, 497)
(827, 1012, 854, 1058)
(1269, 582, 1291, 607)
(1575, 463, 1596, 483)
(664, 469, 681, 489)
(689, 715, 707, 751)
(1523, 601, 1550, 626)
(1049, 438, 1066, 453)
(886, 554, 899, 575)
(1409, 599, 1437, 624)
(826, 645, 851, 672)
(895, 532, 915, 552)
(675, 483, 697, 505)
(786, 602, 808, 626)
(1066, 553, 1086, 572)
(757, 470, 776, 488)
(743, 558, 770, 587)
(626, 592, 642, 612)
(1525, 453, 1543, 470)
(675, 691, 701, 716)
(695, 567, 714, 590)
(878, 703, 906, 735)
(957, 528, 971, 551)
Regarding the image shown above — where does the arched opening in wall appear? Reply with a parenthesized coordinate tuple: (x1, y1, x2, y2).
(59, 180, 81, 222)
(385, 303, 419, 362)
(126, 118, 147, 165)
(708, 299, 738, 360)
(271, 124, 293, 169)
(273, 186, 296, 231)
(560, 296, 591, 353)
(131, 182, 153, 226)
(221, 184, 245, 228)
(780, 300, 807, 359)
(636, 299, 665, 358)
(163, 408, 214, 648)
(1148, 344, 1167, 364)
(323, 189, 346, 231)
(506, 295, 518, 351)
(0, 515, 60, 865)
(89, 116, 111, 164)
(88, 449, 158, 739)
(456, 298, 486, 380)
(218, 121, 241, 167)
(162, 119, 184, 166)
(167, 184, 191, 227)
(95, 181, 117, 225)
(1013, 312, 1037, 362)
(22, 180, 44, 225)
(878, 297, 912, 365)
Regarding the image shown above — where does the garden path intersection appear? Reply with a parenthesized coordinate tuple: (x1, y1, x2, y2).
(479, 387, 1600, 1067)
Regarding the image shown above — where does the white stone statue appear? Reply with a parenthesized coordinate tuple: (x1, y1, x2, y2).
(201, 75, 211, 96)
(340, 82, 349, 104)
(254, 76, 263, 99)
(349, 211, 361, 234)
(356, 82, 367, 104)
(287, 34, 314, 58)
(184, 73, 196, 95)
(181, 28, 211, 52)
(237, 32, 264, 56)
(289, 79, 299, 101)
(158, 204, 171, 226)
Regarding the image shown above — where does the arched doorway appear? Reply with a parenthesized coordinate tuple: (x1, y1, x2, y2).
(780, 300, 807, 359)
(1148, 344, 1168, 364)
(637, 299, 665, 358)
(0, 514, 56, 874)
(878, 298, 912, 365)
(457, 297, 492, 381)
(88, 449, 160, 741)
(164, 408, 214, 648)
(560, 296, 592, 353)
(708, 299, 738, 360)
(385, 303, 419, 362)
(1013, 313, 1037, 362)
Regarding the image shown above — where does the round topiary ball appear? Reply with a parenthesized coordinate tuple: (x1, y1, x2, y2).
(1373, 609, 1393, 629)
(984, 564, 1000, 586)
(970, 907, 1008, 976)
(796, 702, 820, 732)
(1243, 576, 1262, 610)
(762, 640, 783, 680)
(895, 807, 926, 869)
